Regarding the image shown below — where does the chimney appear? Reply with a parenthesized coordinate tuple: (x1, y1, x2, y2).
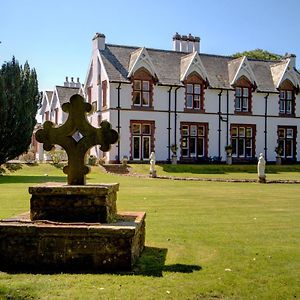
(173, 33, 200, 53)
(93, 32, 106, 51)
(64, 76, 69, 87)
(76, 77, 81, 88)
(285, 53, 296, 69)
(173, 32, 181, 51)
(194, 36, 200, 52)
(187, 34, 194, 52)
(180, 35, 188, 53)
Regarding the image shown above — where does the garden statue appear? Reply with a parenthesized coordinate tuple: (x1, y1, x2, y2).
(149, 151, 157, 178)
(258, 153, 266, 183)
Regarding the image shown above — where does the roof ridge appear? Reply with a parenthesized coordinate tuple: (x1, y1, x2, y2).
(105, 43, 236, 59)
(55, 85, 79, 89)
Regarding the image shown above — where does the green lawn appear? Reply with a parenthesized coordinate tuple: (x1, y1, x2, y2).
(0, 164, 300, 299)
(130, 163, 300, 180)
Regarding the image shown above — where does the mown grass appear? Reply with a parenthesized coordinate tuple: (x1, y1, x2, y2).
(0, 164, 300, 299)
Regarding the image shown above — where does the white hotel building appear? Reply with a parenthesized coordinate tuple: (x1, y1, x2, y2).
(40, 33, 300, 164)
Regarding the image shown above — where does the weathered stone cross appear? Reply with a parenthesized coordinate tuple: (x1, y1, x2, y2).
(36, 94, 118, 185)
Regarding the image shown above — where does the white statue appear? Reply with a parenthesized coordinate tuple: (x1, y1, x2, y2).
(149, 152, 157, 178)
(257, 153, 266, 183)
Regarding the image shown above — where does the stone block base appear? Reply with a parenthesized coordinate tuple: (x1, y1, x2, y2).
(0, 211, 145, 272)
(29, 183, 119, 223)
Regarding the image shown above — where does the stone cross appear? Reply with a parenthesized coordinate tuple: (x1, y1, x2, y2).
(35, 94, 118, 185)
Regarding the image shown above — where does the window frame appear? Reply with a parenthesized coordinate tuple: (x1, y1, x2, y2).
(131, 68, 154, 110)
(231, 124, 256, 159)
(279, 89, 295, 116)
(130, 120, 155, 161)
(184, 73, 206, 112)
(277, 126, 297, 159)
(234, 86, 251, 113)
(180, 122, 208, 160)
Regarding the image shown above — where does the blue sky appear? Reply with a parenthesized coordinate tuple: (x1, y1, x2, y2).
(1, 0, 300, 91)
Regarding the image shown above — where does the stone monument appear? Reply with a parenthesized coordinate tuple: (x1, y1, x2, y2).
(258, 153, 266, 183)
(0, 94, 146, 272)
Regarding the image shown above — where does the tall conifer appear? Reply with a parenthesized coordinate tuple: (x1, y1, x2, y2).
(0, 57, 40, 164)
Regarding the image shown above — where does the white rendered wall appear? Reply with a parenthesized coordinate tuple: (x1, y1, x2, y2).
(103, 84, 300, 162)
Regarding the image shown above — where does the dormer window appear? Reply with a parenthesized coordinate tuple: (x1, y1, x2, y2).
(279, 90, 294, 115)
(235, 87, 250, 112)
(184, 73, 205, 112)
(131, 68, 154, 109)
(133, 80, 150, 107)
(186, 84, 201, 109)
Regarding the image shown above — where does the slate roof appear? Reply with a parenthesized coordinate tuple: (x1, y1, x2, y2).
(45, 91, 53, 104)
(55, 86, 80, 106)
(99, 44, 299, 92)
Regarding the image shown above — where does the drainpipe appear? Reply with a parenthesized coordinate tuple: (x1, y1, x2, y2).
(174, 87, 180, 156)
(167, 86, 173, 163)
(264, 93, 269, 160)
(116, 83, 122, 163)
(226, 90, 229, 145)
(218, 89, 223, 160)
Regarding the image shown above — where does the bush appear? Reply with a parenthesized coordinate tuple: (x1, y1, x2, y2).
(46, 149, 67, 164)
(19, 150, 36, 163)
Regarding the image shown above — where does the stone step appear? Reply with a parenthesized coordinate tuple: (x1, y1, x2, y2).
(100, 164, 130, 174)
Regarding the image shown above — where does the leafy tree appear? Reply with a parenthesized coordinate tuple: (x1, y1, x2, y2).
(0, 57, 40, 165)
(232, 49, 283, 61)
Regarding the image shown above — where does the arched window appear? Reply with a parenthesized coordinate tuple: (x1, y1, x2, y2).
(131, 68, 154, 109)
(279, 79, 296, 116)
(234, 76, 253, 114)
(184, 72, 206, 112)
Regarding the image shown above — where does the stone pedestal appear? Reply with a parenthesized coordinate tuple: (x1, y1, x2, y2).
(0, 183, 146, 272)
(29, 183, 118, 223)
(258, 175, 266, 183)
(0, 211, 145, 272)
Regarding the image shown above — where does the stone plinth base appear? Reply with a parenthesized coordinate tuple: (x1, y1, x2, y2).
(0, 211, 145, 272)
(29, 183, 119, 223)
(258, 175, 266, 183)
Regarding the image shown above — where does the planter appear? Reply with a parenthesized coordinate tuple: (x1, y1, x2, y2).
(276, 156, 282, 165)
(226, 155, 232, 165)
(171, 155, 177, 165)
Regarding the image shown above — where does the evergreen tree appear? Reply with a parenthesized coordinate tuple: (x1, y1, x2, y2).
(0, 57, 40, 165)
(232, 49, 283, 61)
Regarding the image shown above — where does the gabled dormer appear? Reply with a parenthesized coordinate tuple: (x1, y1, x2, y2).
(180, 51, 209, 84)
(271, 57, 300, 90)
(271, 56, 300, 116)
(229, 56, 257, 88)
(127, 47, 158, 80)
(40, 91, 53, 122)
(228, 57, 257, 115)
(180, 52, 209, 113)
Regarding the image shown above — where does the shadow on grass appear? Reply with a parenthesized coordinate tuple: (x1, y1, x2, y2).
(0, 247, 201, 277)
(133, 246, 202, 277)
(0, 175, 65, 184)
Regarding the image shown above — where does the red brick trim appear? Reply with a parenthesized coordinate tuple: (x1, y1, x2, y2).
(130, 68, 155, 110)
(230, 123, 256, 159)
(183, 72, 206, 112)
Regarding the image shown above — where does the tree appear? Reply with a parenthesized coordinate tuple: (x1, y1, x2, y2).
(232, 49, 283, 61)
(0, 57, 40, 165)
